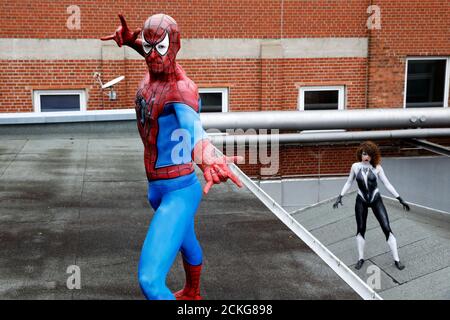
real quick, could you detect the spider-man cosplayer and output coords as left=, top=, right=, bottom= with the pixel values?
left=102, top=13, right=243, bottom=300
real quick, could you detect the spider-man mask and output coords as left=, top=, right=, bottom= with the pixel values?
left=141, top=14, right=180, bottom=75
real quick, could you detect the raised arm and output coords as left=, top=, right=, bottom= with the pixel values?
left=101, top=14, right=145, bottom=57
left=378, top=165, right=410, bottom=211
left=333, top=163, right=356, bottom=209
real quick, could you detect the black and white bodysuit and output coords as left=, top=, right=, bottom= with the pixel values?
left=340, top=162, right=401, bottom=262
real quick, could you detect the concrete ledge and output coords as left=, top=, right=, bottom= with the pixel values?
left=0, top=109, right=136, bottom=125
left=383, top=196, right=450, bottom=219
left=0, top=120, right=137, bottom=138
left=0, top=37, right=369, bottom=60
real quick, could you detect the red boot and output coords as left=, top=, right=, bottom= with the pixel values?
left=175, top=260, right=203, bottom=300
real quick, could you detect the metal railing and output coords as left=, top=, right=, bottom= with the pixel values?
left=220, top=149, right=383, bottom=300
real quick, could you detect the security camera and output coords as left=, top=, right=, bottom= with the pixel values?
left=102, top=76, right=125, bottom=89
left=93, top=73, right=125, bottom=101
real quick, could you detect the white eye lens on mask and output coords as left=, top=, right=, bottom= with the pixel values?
left=142, top=33, right=152, bottom=55
left=155, top=32, right=169, bottom=56
left=143, top=44, right=152, bottom=54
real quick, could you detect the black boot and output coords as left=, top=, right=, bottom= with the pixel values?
left=394, top=261, right=405, bottom=270
left=355, top=259, right=365, bottom=270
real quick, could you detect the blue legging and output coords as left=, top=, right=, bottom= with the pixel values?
left=138, top=172, right=203, bottom=300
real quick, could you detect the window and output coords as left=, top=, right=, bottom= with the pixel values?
left=33, top=90, right=86, bottom=112
left=199, top=88, right=228, bottom=112
left=404, top=58, right=449, bottom=108
left=298, top=86, right=345, bottom=111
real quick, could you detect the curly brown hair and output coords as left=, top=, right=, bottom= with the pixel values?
left=356, top=141, right=381, bottom=167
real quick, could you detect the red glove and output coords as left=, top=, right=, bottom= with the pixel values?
left=193, top=140, right=244, bottom=194
left=101, top=14, right=144, bottom=55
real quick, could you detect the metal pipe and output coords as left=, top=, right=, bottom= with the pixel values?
left=208, top=128, right=450, bottom=145
left=201, top=108, right=450, bottom=130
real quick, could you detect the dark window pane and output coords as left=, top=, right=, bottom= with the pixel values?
left=40, top=94, right=81, bottom=112
left=406, top=60, right=446, bottom=108
left=304, top=90, right=339, bottom=110
left=199, top=92, right=223, bottom=112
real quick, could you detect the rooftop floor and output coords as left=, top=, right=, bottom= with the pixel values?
left=0, top=133, right=359, bottom=300
left=292, top=195, right=450, bottom=300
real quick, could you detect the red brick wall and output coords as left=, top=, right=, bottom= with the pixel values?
left=367, top=0, right=450, bottom=108
left=0, top=0, right=369, bottom=39
left=283, top=0, right=370, bottom=38
left=181, top=59, right=262, bottom=112
left=0, top=0, right=282, bottom=39
left=280, top=145, right=356, bottom=177
left=0, top=58, right=367, bottom=112
left=281, top=58, right=368, bottom=110
left=2, top=1, right=448, bottom=112
left=0, top=60, right=131, bottom=112
left=1, top=0, right=448, bottom=178
left=242, top=141, right=446, bottom=179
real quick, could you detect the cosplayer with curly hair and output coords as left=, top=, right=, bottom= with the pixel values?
left=333, top=141, right=410, bottom=271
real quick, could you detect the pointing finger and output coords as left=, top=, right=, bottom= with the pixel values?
left=203, top=168, right=213, bottom=194
left=118, top=13, right=129, bottom=30
left=227, top=169, right=243, bottom=188
left=204, top=180, right=213, bottom=194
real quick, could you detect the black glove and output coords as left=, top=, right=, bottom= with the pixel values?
left=333, top=195, right=343, bottom=209
left=397, top=196, right=410, bottom=211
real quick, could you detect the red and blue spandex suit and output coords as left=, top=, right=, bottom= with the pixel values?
left=102, top=13, right=243, bottom=300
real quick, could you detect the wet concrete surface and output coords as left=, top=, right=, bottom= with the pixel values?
left=292, top=194, right=450, bottom=299
left=0, top=131, right=359, bottom=300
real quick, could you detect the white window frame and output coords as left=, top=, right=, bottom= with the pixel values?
left=33, top=90, right=87, bottom=113
left=403, top=57, right=450, bottom=108
left=298, top=85, right=345, bottom=111
left=198, top=87, right=229, bottom=112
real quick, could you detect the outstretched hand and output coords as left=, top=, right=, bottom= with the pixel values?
left=101, top=14, right=141, bottom=47
left=203, top=155, right=244, bottom=194
left=332, top=195, right=343, bottom=209
left=397, top=197, right=410, bottom=211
